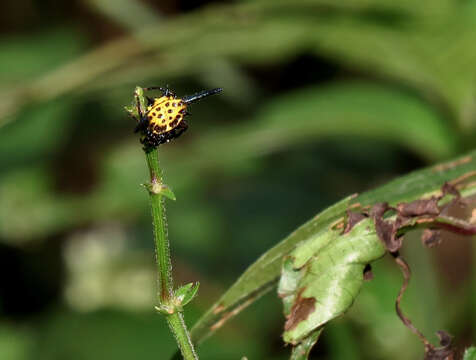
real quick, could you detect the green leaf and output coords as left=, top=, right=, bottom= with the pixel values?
left=248, top=82, right=458, bottom=161
left=464, top=347, right=476, bottom=360
left=188, top=149, right=476, bottom=345
left=175, top=282, right=200, bottom=308
left=279, top=218, right=385, bottom=344
left=142, top=182, right=177, bottom=201
left=158, top=184, right=177, bottom=201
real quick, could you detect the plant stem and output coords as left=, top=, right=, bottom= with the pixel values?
left=167, top=312, right=198, bottom=360
left=147, top=150, right=173, bottom=303
left=145, top=149, right=198, bottom=360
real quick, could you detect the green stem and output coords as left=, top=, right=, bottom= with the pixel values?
left=167, top=312, right=198, bottom=360
left=147, top=150, right=173, bottom=303
left=145, top=149, right=198, bottom=360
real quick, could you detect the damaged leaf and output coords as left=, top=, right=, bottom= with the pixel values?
left=397, top=198, right=440, bottom=217
left=343, top=210, right=366, bottom=234
left=278, top=218, right=386, bottom=344
left=280, top=176, right=476, bottom=354
left=184, top=151, right=476, bottom=353
left=371, top=203, right=401, bottom=253
left=284, top=291, right=317, bottom=331
left=370, top=181, right=472, bottom=253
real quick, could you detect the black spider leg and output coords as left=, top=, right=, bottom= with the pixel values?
left=156, top=120, right=189, bottom=146
left=173, top=119, right=189, bottom=139
left=144, top=86, right=176, bottom=98
left=182, top=88, right=223, bottom=105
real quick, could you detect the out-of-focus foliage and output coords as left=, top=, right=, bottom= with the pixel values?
left=465, top=347, right=476, bottom=360
left=0, top=0, right=475, bottom=359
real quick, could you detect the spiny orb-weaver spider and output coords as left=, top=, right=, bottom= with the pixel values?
left=132, top=86, right=222, bottom=151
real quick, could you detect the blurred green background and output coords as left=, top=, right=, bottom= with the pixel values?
left=0, top=0, right=475, bottom=359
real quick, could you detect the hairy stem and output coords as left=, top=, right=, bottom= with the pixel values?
left=147, top=150, right=173, bottom=303
left=167, top=312, right=198, bottom=360
left=145, top=148, right=198, bottom=360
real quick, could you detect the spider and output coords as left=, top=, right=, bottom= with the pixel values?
left=131, top=86, right=222, bottom=151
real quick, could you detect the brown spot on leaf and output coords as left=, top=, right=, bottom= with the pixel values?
left=370, top=202, right=389, bottom=218
left=371, top=203, right=402, bottom=252
left=343, top=211, right=366, bottom=234
left=421, top=229, right=442, bottom=248
left=441, top=182, right=460, bottom=198
left=397, top=198, right=440, bottom=217
left=284, top=290, right=316, bottom=331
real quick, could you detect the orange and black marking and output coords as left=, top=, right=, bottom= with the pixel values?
left=133, top=87, right=222, bottom=151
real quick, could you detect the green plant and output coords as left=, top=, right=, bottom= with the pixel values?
left=127, top=86, right=476, bottom=359
left=125, top=87, right=202, bottom=360
left=2, top=1, right=476, bottom=359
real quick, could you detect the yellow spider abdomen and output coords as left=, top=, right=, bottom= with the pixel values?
left=146, top=96, right=187, bottom=135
